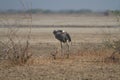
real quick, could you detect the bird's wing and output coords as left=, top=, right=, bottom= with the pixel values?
left=66, top=33, right=71, bottom=42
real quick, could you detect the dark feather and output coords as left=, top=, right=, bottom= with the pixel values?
left=53, top=30, right=71, bottom=43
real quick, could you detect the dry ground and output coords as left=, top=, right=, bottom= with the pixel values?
left=0, top=14, right=120, bottom=80
left=0, top=13, right=119, bottom=26
left=0, top=27, right=120, bottom=43
left=0, top=27, right=120, bottom=80
left=0, top=57, right=120, bottom=80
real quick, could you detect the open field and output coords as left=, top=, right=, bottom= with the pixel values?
left=0, top=27, right=120, bottom=80
left=0, top=14, right=120, bottom=80
left=0, top=27, right=120, bottom=43
left=0, top=13, right=119, bottom=27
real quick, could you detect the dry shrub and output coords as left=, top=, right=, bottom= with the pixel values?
left=0, top=0, right=32, bottom=65
left=103, top=39, right=120, bottom=54
left=102, top=39, right=120, bottom=63
left=0, top=28, right=32, bottom=65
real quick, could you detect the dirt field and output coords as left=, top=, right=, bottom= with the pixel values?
left=0, top=13, right=119, bottom=26
left=0, top=27, right=120, bottom=43
left=0, top=14, right=120, bottom=80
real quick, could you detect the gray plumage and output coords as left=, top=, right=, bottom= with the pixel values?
left=53, top=30, right=71, bottom=43
left=53, top=30, right=71, bottom=58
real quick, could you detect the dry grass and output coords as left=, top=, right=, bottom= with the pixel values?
left=0, top=27, right=120, bottom=43
left=0, top=41, right=120, bottom=80
left=0, top=13, right=119, bottom=26
left=0, top=14, right=120, bottom=80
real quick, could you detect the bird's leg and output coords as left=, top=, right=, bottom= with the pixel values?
left=66, top=42, right=70, bottom=58
left=60, top=42, right=63, bottom=54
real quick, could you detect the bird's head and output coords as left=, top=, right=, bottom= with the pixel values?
left=53, top=30, right=66, bottom=35
left=53, top=30, right=57, bottom=35
left=57, top=30, right=65, bottom=33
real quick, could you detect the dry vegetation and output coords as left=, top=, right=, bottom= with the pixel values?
left=0, top=14, right=120, bottom=80
left=0, top=13, right=119, bottom=26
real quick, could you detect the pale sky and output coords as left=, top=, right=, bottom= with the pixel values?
left=0, top=0, right=120, bottom=11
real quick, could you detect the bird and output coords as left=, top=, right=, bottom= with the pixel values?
left=53, top=30, right=71, bottom=58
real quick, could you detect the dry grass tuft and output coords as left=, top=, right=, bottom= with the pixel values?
left=0, top=28, right=32, bottom=65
